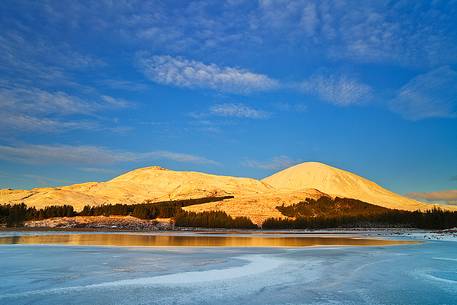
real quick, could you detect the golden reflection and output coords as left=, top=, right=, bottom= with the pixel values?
left=0, top=234, right=417, bottom=247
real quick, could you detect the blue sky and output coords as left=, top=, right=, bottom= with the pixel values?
left=0, top=0, right=456, bottom=200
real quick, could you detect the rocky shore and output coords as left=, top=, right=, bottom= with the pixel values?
left=24, top=216, right=173, bottom=231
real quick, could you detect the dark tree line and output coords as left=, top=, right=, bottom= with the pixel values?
left=78, top=203, right=179, bottom=219
left=27, top=205, right=75, bottom=219
left=0, top=203, right=27, bottom=227
left=0, top=204, right=75, bottom=227
left=79, top=196, right=234, bottom=219
left=175, top=211, right=257, bottom=229
left=263, top=199, right=457, bottom=230
left=3, top=195, right=457, bottom=230
left=0, top=196, right=234, bottom=227
left=277, top=197, right=389, bottom=218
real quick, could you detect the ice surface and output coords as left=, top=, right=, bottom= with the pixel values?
left=0, top=232, right=456, bottom=305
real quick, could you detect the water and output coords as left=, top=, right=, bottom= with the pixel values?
left=0, top=232, right=455, bottom=305
left=0, top=232, right=414, bottom=247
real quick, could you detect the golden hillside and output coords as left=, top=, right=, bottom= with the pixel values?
left=263, top=162, right=429, bottom=211
left=1, top=162, right=447, bottom=224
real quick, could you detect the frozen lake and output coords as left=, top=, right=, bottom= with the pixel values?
left=0, top=231, right=414, bottom=247
left=0, top=231, right=456, bottom=305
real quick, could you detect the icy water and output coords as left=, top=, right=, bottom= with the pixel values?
left=0, top=232, right=456, bottom=305
left=0, top=232, right=415, bottom=247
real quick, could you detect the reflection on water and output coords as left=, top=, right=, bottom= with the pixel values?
left=0, top=233, right=417, bottom=247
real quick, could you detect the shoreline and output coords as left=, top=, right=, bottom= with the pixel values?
left=2, top=227, right=456, bottom=244
left=2, top=224, right=456, bottom=244
left=0, top=231, right=419, bottom=248
left=0, top=225, right=449, bottom=232
left=0, top=226, right=448, bottom=234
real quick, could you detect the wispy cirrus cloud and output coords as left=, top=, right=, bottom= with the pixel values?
left=79, top=167, right=119, bottom=174
left=149, top=150, right=220, bottom=165
left=209, top=103, right=270, bottom=119
left=0, top=144, right=219, bottom=166
left=138, top=53, right=373, bottom=108
left=2, top=114, right=98, bottom=133
left=257, top=1, right=457, bottom=67
left=5, top=1, right=457, bottom=69
left=137, top=54, right=279, bottom=94
left=0, top=85, right=95, bottom=116
left=21, top=174, right=70, bottom=187
left=0, top=31, right=103, bottom=87
left=0, top=28, right=133, bottom=135
left=0, top=83, right=131, bottom=133
left=243, top=155, right=297, bottom=170
left=406, top=190, right=457, bottom=205
left=98, top=79, right=148, bottom=92
left=187, top=103, right=270, bottom=133
left=100, top=95, right=131, bottom=109
left=390, top=66, right=457, bottom=120
left=300, top=73, right=372, bottom=106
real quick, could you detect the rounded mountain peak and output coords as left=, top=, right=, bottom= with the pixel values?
left=145, top=166, right=169, bottom=171
left=263, top=161, right=425, bottom=210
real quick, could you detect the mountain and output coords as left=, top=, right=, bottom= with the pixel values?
left=262, top=162, right=428, bottom=211
left=1, top=166, right=271, bottom=209
left=1, top=165, right=324, bottom=224
left=1, top=162, right=445, bottom=224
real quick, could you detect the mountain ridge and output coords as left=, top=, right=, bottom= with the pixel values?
left=0, top=162, right=447, bottom=224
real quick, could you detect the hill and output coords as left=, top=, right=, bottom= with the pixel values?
left=1, top=166, right=273, bottom=209
left=1, top=162, right=449, bottom=224
left=263, top=162, right=428, bottom=211
left=1, top=166, right=325, bottom=224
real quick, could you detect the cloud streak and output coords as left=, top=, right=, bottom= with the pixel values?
left=0, top=83, right=131, bottom=133
left=0, top=144, right=219, bottom=166
left=138, top=54, right=279, bottom=94
left=406, top=190, right=457, bottom=205
left=257, top=1, right=457, bottom=67
left=300, top=73, right=372, bottom=106
left=390, top=66, right=457, bottom=120
left=209, top=103, right=270, bottom=119
left=1, top=114, right=98, bottom=133
left=243, top=155, right=297, bottom=170
left=0, top=86, right=95, bottom=116
left=0, top=31, right=103, bottom=87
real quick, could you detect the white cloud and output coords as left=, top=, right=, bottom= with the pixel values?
left=6, top=1, right=457, bottom=69
left=21, top=174, right=70, bottom=187
left=138, top=54, right=279, bottom=94
left=100, top=95, right=131, bottom=108
left=0, top=86, right=94, bottom=116
left=147, top=151, right=219, bottom=165
left=301, top=73, right=372, bottom=106
left=79, top=167, right=118, bottom=174
left=0, top=144, right=219, bottom=166
left=210, top=103, right=270, bottom=119
left=390, top=66, right=457, bottom=120
left=257, top=1, right=457, bottom=67
left=406, top=190, right=457, bottom=205
left=299, top=2, right=318, bottom=37
left=0, top=83, right=130, bottom=133
left=1, top=114, right=97, bottom=133
left=243, top=155, right=297, bottom=170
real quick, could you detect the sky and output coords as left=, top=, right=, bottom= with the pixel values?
left=0, top=0, right=456, bottom=202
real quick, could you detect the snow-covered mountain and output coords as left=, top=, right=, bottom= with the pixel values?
left=1, top=162, right=441, bottom=223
